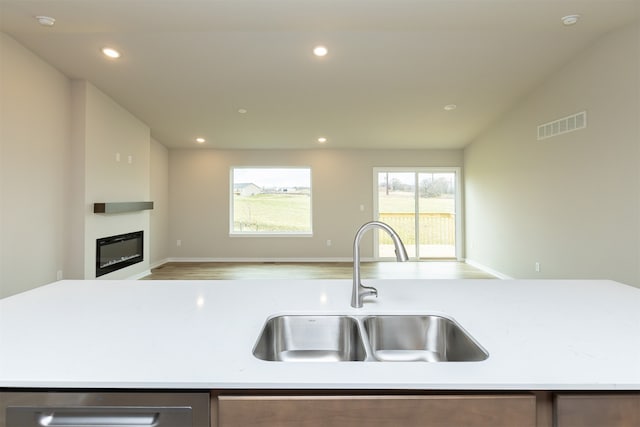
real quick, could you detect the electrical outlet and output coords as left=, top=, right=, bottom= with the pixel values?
left=56, top=270, right=63, bottom=280
left=177, top=239, right=182, bottom=247
left=535, top=262, right=540, bottom=272
left=326, top=240, right=332, bottom=247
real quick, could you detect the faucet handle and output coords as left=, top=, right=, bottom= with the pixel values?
left=361, top=284, right=378, bottom=298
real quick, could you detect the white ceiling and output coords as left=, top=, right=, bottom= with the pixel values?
left=1, top=0, right=638, bottom=149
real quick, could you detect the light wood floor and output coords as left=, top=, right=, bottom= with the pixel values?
left=143, top=261, right=496, bottom=280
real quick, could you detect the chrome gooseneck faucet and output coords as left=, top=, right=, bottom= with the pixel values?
left=351, top=221, right=409, bottom=308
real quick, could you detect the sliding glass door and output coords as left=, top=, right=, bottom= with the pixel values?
left=374, top=168, right=461, bottom=260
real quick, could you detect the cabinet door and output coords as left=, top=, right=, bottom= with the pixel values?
left=555, top=393, right=640, bottom=427
left=217, top=394, right=536, bottom=427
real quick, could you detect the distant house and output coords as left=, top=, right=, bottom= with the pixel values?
left=234, top=182, right=261, bottom=196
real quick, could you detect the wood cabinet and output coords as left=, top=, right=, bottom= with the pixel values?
left=554, top=393, right=640, bottom=427
left=216, top=393, right=536, bottom=427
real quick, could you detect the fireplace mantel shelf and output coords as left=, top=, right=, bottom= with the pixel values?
left=93, top=201, right=154, bottom=214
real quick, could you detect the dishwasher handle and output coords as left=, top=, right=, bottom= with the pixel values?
left=8, top=406, right=192, bottom=427
left=37, top=411, right=158, bottom=426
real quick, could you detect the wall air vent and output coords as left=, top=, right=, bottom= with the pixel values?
left=537, top=111, right=586, bottom=140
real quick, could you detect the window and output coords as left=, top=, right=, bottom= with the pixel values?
left=373, top=168, right=461, bottom=259
left=230, top=167, right=312, bottom=235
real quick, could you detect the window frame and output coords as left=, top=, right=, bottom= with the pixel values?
left=372, top=166, right=463, bottom=260
left=229, top=166, right=313, bottom=237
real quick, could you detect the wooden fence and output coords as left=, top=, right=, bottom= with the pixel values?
left=378, top=212, right=455, bottom=245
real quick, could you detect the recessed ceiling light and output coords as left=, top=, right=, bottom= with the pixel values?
left=35, top=16, right=55, bottom=27
left=101, top=47, right=121, bottom=59
left=195, top=137, right=206, bottom=144
left=317, top=137, right=328, bottom=144
left=561, top=15, right=580, bottom=26
left=444, top=104, right=457, bottom=111
left=313, top=46, right=328, bottom=57
left=238, top=108, right=248, bottom=114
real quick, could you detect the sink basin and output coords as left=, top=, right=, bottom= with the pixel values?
left=253, top=315, right=367, bottom=362
left=363, top=315, right=488, bottom=362
left=253, top=314, right=488, bottom=362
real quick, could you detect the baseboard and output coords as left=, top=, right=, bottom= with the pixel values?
left=464, top=259, right=513, bottom=279
left=127, top=269, right=152, bottom=280
left=149, top=258, right=170, bottom=269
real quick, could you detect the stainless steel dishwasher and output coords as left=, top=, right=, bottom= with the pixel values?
left=0, top=391, right=209, bottom=427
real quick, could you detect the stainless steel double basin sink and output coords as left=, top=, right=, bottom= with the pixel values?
left=253, top=314, right=488, bottom=362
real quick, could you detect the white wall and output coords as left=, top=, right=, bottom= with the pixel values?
left=150, top=138, right=169, bottom=266
left=0, top=33, right=71, bottom=297
left=1, top=33, right=166, bottom=296
left=169, top=148, right=462, bottom=260
left=464, top=23, right=640, bottom=287
left=70, top=81, right=152, bottom=280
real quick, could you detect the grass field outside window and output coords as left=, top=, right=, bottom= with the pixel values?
left=230, top=167, right=312, bottom=235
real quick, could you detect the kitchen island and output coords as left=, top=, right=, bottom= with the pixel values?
left=1, top=278, right=639, bottom=426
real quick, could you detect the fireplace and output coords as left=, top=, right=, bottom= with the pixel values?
left=96, top=231, right=143, bottom=277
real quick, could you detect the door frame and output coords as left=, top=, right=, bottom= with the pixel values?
left=372, top=167, right=463, bottom=260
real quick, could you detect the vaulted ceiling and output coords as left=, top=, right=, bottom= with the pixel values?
left=1, top=0, right=638, bottom=149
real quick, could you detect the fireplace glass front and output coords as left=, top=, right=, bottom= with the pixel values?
left=96, top=231, right=143, bottom=277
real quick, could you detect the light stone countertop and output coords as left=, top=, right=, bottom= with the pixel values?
left=1, top=278, right=639, bottom=390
